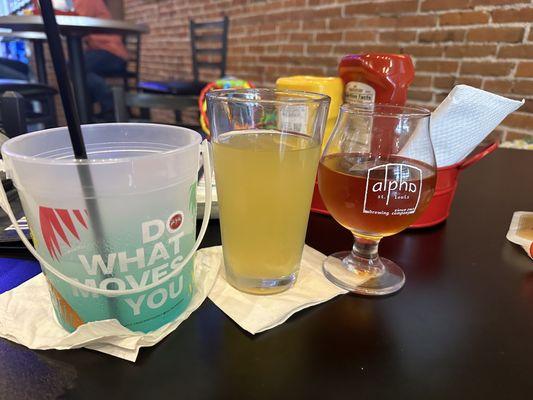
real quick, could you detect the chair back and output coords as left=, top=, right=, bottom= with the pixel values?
left=190, top=16, right=229, bottom=82
left=0, top=81, right=57, bottom=130
left=0, top=91, right=26, bottom=138
left=112, top=86, right=199, bottom=130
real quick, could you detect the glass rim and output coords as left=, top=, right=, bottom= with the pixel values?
left=340, top=103, right=431, bottom=118
left=206, top=88, right=330, bottom=105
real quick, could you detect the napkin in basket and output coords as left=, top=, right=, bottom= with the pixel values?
left=402, top=85, right=523, bottom=167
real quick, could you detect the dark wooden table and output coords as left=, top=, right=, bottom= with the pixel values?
left=0, top=148, right=532, bottom=399
left=0, top=15, right=148, bottom=123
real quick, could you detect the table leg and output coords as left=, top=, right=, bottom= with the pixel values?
left=66, top=35, right=91, bottom=123
left=32, top=40, right=47, bottom=85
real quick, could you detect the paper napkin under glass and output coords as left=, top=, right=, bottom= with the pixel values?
left=0, top=249, right=220, bottom=362
left=507, top=211, right=533, bottom=260
left=207, top=245, right=349, bottom=334
left=402, top=85, right=524, bottom=167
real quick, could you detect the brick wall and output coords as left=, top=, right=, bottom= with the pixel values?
left=124, top=0, right=533, bottom=139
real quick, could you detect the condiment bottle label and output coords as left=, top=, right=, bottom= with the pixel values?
left=279, top=104, right=308, bottom=134
left=345, top=81, right=375, bottom=105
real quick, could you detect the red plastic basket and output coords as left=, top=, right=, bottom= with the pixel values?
left=310, top=141, right=499, bottom=228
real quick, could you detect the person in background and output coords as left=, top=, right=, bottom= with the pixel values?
left=73, top=0, right=129, bottom=120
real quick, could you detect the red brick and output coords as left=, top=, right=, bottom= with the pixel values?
left=379, top=31, right=417, bottom=42
left=345, top=0, right=418, bottom=16
left=307, top=44, right=332, bottom=54
left=411, top=75, right=432, bottom=87
left=403, top=45, right=443, bottom=57
left=434, top=76, right=455, bottom=89
left=419, top=29, right=466, bottom=43
left=434, top=92, right=448, bottom=102
left=467, top=27, right=524, bottom=43
left=415, top=60, right=459, bottom=73
left=344, top=31, right=377, bottom=42
left=408, top=89, right=433, bottom=101
left=454, top=76, right=483, bottom=87
left=483, top=79, right=513, bottom=93
left=421, top=0, right=472, bottom=11
left=445, top=44, right=497, bottom=58
left=333, top=44, right=401, bottom=55
left=315, top=32, right=343, bottom=42
left=502, top=113, right=533, bottom=130
left=513, top=79, right=533, bottom=95
left=440, top=11, right=489, bottom=26
left=460, top=61, right=514, bottom=76
left=328, top=18, right=358, bottom=30
left=492, top=7, right=533, bottom=23
left=279, top=44, right=305, bottom=54
left=471, top=0, right=528, bottom=5
left=356, top=16, right=399, bottom=28
left=497, top=45, right=533, bottom=59
left=516, top=62, right=533, bottom=77
left=397, top=15, right=438, bottom=28
left=302, top=20, right=327, bottom=31
left=289, top=32, right=314, bottom=42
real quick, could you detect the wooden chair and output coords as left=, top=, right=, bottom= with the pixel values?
left=112, top=86, right=203, bottom=133
left=138, top=16, right=229, bottom=122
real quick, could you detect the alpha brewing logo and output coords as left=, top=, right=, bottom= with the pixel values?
left=363, top=163, right=422, bottom=217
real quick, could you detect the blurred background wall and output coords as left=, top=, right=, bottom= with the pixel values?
left=124, top=0, right=532, bottom=140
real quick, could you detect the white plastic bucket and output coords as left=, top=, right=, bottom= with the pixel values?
left=0, top=123, right=212, bottom=333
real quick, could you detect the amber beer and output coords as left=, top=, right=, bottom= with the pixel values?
left=318, top=153, right=436, bottom=239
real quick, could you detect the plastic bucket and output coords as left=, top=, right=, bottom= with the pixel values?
left=311, top=142, right=498, bottom=227
left=0, top=123, right=212, bottom=333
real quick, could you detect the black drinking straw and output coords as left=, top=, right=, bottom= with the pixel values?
left=39, top=0, right=87, bottom=158
left=39, top=0, right=118, bottom=315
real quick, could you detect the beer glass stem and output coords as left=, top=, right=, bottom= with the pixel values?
left=345, top=235, right=384, bottom=275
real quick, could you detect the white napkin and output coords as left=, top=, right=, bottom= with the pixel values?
left=208, top=245, right=348, bottom=334
left=0, top=249, right=219, bottom=362
left=506, top=211, right=533, bottom=260
left=403, top=85, right=523, bottom=167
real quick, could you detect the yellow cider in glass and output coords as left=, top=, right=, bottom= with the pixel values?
left=213, top=130, right=320, bottom=294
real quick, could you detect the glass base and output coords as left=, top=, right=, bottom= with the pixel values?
left=224, top=269, right=297, bottom=295
left=323, top=251, right=405, bottom=296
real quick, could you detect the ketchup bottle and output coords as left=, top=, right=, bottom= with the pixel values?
left=338, top=54, right=414, bottom=106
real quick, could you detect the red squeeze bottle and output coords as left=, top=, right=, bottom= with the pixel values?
left=338, top=53, right=415, bottom=156
left=339, top=53, right=414, bottom=106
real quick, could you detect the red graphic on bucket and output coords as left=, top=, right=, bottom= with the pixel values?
left=167, top=212, right=184, bottom=233
left=39, top=207, right=89, bottom=259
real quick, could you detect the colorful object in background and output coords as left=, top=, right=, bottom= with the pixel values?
left=0, top=40, right=28, bottom=64
left=199, top=78, right=254, bottom=137
left=276, top=76, right=343, bottom=150
left=31, top=0, right=77, bottom=14
left=338, top=54, right=414, bottom=106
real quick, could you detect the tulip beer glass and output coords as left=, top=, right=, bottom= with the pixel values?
left=318, top=104, right=436, bottom=295
left=207, top=89, right=330, bottom=294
